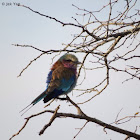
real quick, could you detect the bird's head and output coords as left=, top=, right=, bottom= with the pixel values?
left=59, top=53, right=81, bottom=69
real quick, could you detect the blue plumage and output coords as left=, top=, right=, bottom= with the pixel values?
left=58, top=76, right=76, bottom=91
left=43, top=74, right=76, bottom=103
left=46, top=70, right=53, bottom=85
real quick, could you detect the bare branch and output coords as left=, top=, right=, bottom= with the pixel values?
left=73, top=121, right=89, bottom=140
left=17, top=52, right=46, bottom=77
left=39, top=105, right=60, bottom=135
left=9, top=107, right=140, bottom=140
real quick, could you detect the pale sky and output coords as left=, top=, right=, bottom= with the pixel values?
left=0, top=0, right=140, bottom=140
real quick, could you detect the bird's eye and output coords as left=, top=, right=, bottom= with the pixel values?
left=66, top=59, right=72, bottom=62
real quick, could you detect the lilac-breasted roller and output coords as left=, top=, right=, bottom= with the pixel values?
left=20, top=53, right=81, bottom=115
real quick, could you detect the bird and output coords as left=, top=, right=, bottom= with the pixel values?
left=20, top=53, right=81, bottom=115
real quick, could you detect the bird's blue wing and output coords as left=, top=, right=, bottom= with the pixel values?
left=43, top=68, right=76, bottom=103
left=46, top=70, right=53, bottom=88
left=46, top=72, right=76, bottom=95
left=43, top=75, right=76, bottom=103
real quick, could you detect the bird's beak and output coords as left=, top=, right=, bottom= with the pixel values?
left=76, top=61, right=82, bottom=64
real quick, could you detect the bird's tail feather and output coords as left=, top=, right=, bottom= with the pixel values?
left=19, top=90, right=47, bottom=116
left=19, top=104, right=34, bottom=116
left=31, top=90, right=47, bottom=105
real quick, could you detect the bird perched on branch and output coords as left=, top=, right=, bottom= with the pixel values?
left=20, top=53, right=81, bottom=115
